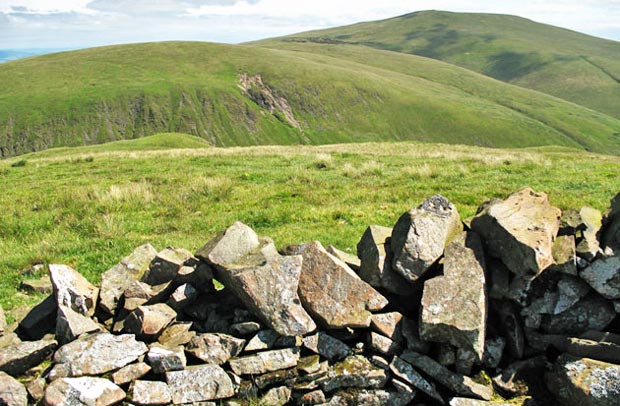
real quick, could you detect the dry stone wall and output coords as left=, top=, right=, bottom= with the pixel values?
left=2, top=187, right=620, bottom=406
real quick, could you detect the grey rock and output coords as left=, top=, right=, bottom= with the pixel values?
left=123, top=280, right=173, bottom=312
left=229, top=347, right=300, bottom=375
left=548, top=353, right=620, bottom=406
left=368, top=332, right=401, bottom=356
left=303, top=332, right=351, bottom=361
left=99, top=244, right=158, bottom=316
left=174, top=262, right=214, bottom=291
left=456, top=347, right=478, bottom=375
left=391, top=195, right=463, bottom=282
left=322, top=355, right=388, bottom=393
left=55, top=305, right=101, bottom=344
left=322, top=389, right=413, bottom=406
left=356, top=225, right=413, bottom=295
left=471, top=188, right=561, bottom=276
left=327, top=245, right=361, bottom=271
left=45, top=377, right=125, bottom=406
left=131, top=380, right=172, bottom=405
left=581, top=330, right=620, bottom=346
left=492, top=356, right=548, bottom=396
left=187, top=333, right=245, bottom=365
left=143, top=247, right=194, bottom=285
left=230, top=321, right=262, bottom=336
left=255, top=368, right=298, bottom=389
left=482, top=337, right=506, bottom=369
left=401, top=350, right=493, bottom=400
left=370, top=355, right=390, bottom=370
left=0, top=332, right=21, bottom=349
left=288, top=241, right=387, bottom=329
left=370, top=312, right=403, bottom=341
left=19, top=277, right=53, bottom=295
left=166, top=364, right=235, bottom=403
left=166, top=283, right=199, bottom=311
left=400, top=317, right=430, bottom=353
left=602, top=192, right=620, bottom=251
left=581, top=256, right=620, bottom=300
left=449, top=398, right=514, bottom=406
left=157, top=322, right=195, bottom=347
left=298, top=389, right=326, bottom=405
left=495, top=301, right=525, bottom=359
left=420, top=232, right=487, bottom=360
left=26, top=377, right=46, bottom=402
left=576, top=207, right=603, bottom=260
left=488, top=260, right=512, bottom=299
left=18, top=295, right=56, bottom=340
left=147, top=345, right=186, bottom=373
left=566, top=338, right=620, bottom=364
left=195, top=221, right=261, bottom=267
left=111, top=362, right=151, bottom=385
left=49, top=264, right=98, bottom=317
left=554, top=276, right=592, bottom=314
left=244, top=330, right=279, bottom=352
left=260, top=386, right=291, bottom=406
left=389, top=356, right=443, bottom=403
left=122, top=303, right=176, bottom=341
left=437, top=343, right=456, bottom=367
left=542, top=297, right=616, bottom=335
left=552, top=235, right=579, bottom=275
left=0, top=339, right=56, bottom=376
left=53, top=333, right=147, bottom=377
left=298, top=355, right=322, bottom=374
left=0, top=371, right=27, bottom=406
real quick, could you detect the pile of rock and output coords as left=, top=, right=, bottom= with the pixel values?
left=1, top=187, right=620, bottom=406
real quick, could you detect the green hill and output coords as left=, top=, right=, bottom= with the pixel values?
left=268, top=10, right=620, bottom=118
left=1, top=41, right=620, bottom=157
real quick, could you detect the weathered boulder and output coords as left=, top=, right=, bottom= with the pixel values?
left=420, top=232, right=487, bottom=360
left=44, top=377, right=125, bottom=406
left=99, top=244, right=158, bottom=316
left=322, top=355, right=388, bottom=393
left=286, top=241, right=387, bottom=329
left=52, top=333, right=147, bottom=377
left=195, top=221, right=260, bottom=265
left=131, top=380, right=172, bottom=405
left=303, top=332, right=351, bottom=361
left=548, top=354, right=620, bottom=406
left=391, top=195, right=463, bottom=282
left=166, top=364, right=235, bottom=404
left=229, top=347, right=300, bottom=375
left=111, top=362, right=151, bottom=385
left=143, top=247, right=194, bottom=285
left=298, top=389, right=326, bottom=405
left=0, top=339, right=57, bottom=376
left=0, top=371, right=27, bottom=406
left=370, top=312, right=403, bottom=341
left=356, top=225, right=413, bottom=295
left=389, top=356, right=443, bottom=403
left=186, top=333, right=245, bottom=365
left=48, top=264, right=98, bottom=317
left=327, top=245, right=361, bottom=271
left=122, top=303, right=176, bottom=341
left=471, top=188, right=561, bottom=275
left=581, top=256, right=620, bottom=300
left=147, top=345, right=186, bottom=373
left=55, top=305, right=101, bottom=344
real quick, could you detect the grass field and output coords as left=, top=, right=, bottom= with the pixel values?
left=1, top=134, right=618, bottom=316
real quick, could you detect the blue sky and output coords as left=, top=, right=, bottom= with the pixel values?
left=1, top=0, right=619, bottom=49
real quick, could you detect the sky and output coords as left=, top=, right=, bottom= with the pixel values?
left=1, top=0, right=619, bottom=49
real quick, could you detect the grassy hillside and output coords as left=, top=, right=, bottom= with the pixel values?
left=1, top=136, right=619, bottom=312
left=268, top=10, right=620, bottom=118
left=1, top=41, right=620, bottom=157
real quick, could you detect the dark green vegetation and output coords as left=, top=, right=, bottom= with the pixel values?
left=1, top=39, right=620, bottom=157
left=270, top=10, right=620, bottom=118
left=1, top=134, right=619, bottom=311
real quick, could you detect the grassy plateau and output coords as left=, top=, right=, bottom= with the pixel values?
left=1, top=133, right=619, bottom=315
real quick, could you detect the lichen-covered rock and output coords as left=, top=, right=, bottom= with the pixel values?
left=548, top=354, right=620, bottom=406
left=195, top=221, right=260, bottom=267
left=576, top=207, right=603, bottom=260
left=147, top=345, right=186, bottom=373
left=187, top=333, right=245, bottom=365
left=131, top=380, right=172, bottom=405
left=99, top=244, right=158, bottom=316
left=53, top=333, right=147, bottom=377
left=356, top=225, right=413, bottom=295
left=322, top=389, right=413, bottom=406
left=122, top=303, right=176, bottom=341
left=298, top=389, right=326, bottom=405
left=542, top=297, right=615, bottom=335
left=55, top=305, right=101, bottom=344
left=44, top=377, right=125, bottom=406
left=0, top=371, right=27, bottom=406
left=566, top=338, right=620, bottom=364
left=111, top=362, right=151, bottom=385
left=49, top=264, right=99, bottom=317
left=287, top=241, right=387, bottom=329
left=166, top=364, right=235, bottom=404
left=229, top=347, right=300, bottom=375
left=322, top=355, right=388, bottom=393
left=0, top=339, right=57, bottom=376
left=157, top=322, right=195, bottom=347
left=143, top=247, right=194, bottom=285
left=389, top=356, right=443, bottom=403
left=327, top=245, right=361, bottom=271
left=391, top=195, right=463, bottom=282
left=260, top=386, right=291, bottom=406
left=303, top=332, right=351, bottom=361
left=370, top=312, right=403, bottom=341
left=420, top=231, right=487, bottom=360
left=581, top=256, right=620, bottom=300
left=552, top=235, right=579, bottom=275
left=471, top=188, right=561, bottom=275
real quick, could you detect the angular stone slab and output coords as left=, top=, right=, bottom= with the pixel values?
left=166, top=283, right=198, bottom=311
left=56, top=305, right=101, bottom=344
left=122, top=281, right=173, bottom=313
left=48, top=264, right=98, bottom=317
left=542, top=297, right=615, bottom=335
left=44, top=377, right=125, bottom=406
left=327, top=245, right=361, bottom=271
left=371, top=312, right=403, bottom=340
left=53, top=333, right=147, bottom=377
left=566, top=338, right=620, bottom=364
left=368, top=332, right=401, bottom=356
left=18, top=295, right=56, bottom=340
left=244, top=330, right=279, bottom=352
left=356, top=225, right=413, bottom=295
left=391, top=194, right=463, bottom=282
left=287, top=241, right=388, bottom=329
left=576, top=207, right=603, bottom=260
left=143, top=247, right=194, bottom=286
left=131, top=380, right=172, bottom=405
left=147, top=345, right=186, bottom=373
left=420, top=231, right=487, bottom=359
left=99, top=244, right=158, bottom=316
left=548, top=354, right=620, bottom=406
left=0, top=371, right=28, bottom=406
left=324, top=389, right=413, bottom=406
left=187, top=333, right=245, bottom=365
left=581, top=256, right=620, bottom=300
left=229, top=347, right=300, bottom=375
left=303, top=332, right=351, bottom=361
left=0, top=339, right=57, bottom=376
left=260, top=386, right=291, bottom=406
left=195, top=221, right=261, bottom=267
left=322, top=355, right=388, bottom=393
left=122, top=303, right=176, bottom=341
left=111, top=362, right=151, bottom=385
left=449, top=399, right=514, bottom=406
left=602, top=191, right=620, bottom=251
left=401, top=350, right=492, bottom=400
left=166, top=364, right=234, bottom=404
left=471, top=188, right=561, bottom=275
left=389, top=356, right=443, bottom=403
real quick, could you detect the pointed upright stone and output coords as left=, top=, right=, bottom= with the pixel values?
left=48, top=264, right=98, bottom=317
left=143, top=247, right=194, bottom=286
left=55, top=305, right=101, bottom=344
left=420, top=232, right=487, bottom=360
left=391, top=195, right=463, bottom=283
left=471, top=188, right=561, bottom=276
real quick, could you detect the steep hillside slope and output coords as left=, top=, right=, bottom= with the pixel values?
left=1, top=41, right=619, bottom=157
left=269, top=10, right=620, bottom=117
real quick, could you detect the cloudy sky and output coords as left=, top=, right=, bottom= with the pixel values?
left=1, top=0, right=619, bottom=49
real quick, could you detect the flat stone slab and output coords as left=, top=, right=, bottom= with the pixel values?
left=581, top=256, right=620, bottom=300
left=111, top=362, right=151, bottom=385
left=166, top=364, right=234, bottom=404
left=187, top=333, right=245, bottom=365
left=0, top=339, right=57, bottom=376
left=122, top=303, right=176, bottom=341
left=147, top=345, right=186, bottom=373
left=389, top=356, right=443, bottom=403
left=303, top=332, right=351, bottom=361
left=131, top=380, right=172, bottom=405
left=53, top=333, right=147, bottom=377
left=229, top=347, right=300, bottom=375
left=44, top=377, right=125, bottom=406
left=322, top=355, right=388, bottom=393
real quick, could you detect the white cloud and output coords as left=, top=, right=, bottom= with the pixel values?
left=0, top=0, right=93, bottom=14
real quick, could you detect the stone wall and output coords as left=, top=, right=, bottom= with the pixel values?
left=1, top=187, right=620, bottom=406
